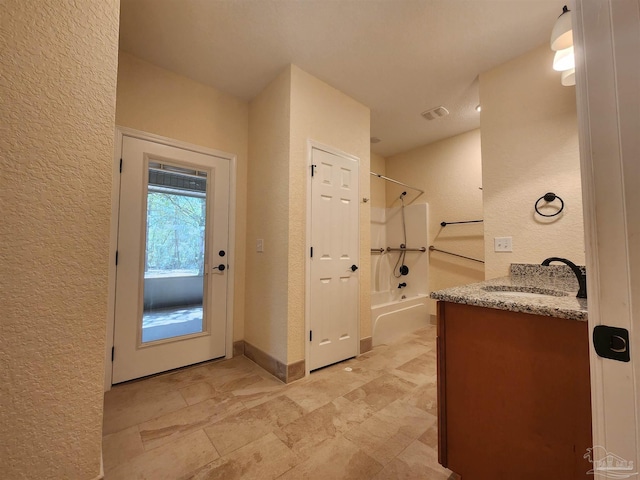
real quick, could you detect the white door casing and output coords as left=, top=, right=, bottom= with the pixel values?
left=308, top=146, right=360, bottom=371
left=574, top=0, right=640, bottom=475
left=111, top=134, right=230, bottom=383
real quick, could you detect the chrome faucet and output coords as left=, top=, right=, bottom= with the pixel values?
left=541, top=257, right=587, bottom=299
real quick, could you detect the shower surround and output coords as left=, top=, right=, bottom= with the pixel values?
left=371, top=203, right=429, bottom=345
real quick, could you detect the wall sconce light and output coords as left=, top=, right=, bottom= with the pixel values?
left=550, top=5, right=575, bottom=86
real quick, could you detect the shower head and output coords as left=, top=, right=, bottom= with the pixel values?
left=399, top=191, right=407, bottom=199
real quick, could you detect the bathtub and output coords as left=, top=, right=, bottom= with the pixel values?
left=371, top=291, right=430, bottom=346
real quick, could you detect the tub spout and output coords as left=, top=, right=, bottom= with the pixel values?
left=398, top=282, right=407, bottom=289
left=541, top=257, right=587, bottom=299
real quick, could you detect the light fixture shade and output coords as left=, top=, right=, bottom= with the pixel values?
left=561, top=68, right=576, bottom=86
left=553, top=46, right=575, bottom=72
left=550, top=6, right=573, bottom=51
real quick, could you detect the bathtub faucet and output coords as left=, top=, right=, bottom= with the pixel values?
left=398, top=282, right=407, bottom=289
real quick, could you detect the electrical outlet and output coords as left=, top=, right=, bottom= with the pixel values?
left=494, top=236, right=513, bottom=252
left=256, top=239, right=264, bottom=253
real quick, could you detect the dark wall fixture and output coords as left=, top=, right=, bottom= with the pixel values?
left=535, top=192, right=565, bottom=217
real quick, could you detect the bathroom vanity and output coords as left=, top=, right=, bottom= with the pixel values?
left=431, top=265, right=592, bottom=479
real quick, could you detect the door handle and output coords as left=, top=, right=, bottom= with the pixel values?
left=213, top=264, right=226, bottom=272
left=351, top=265, right=358, bottom=272
left=593, top=325, right=630, bottom=362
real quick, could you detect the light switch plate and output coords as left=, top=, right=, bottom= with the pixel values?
left=494, top=236, right=513, bottom=252
left=256, top=239, right=264, bottom=253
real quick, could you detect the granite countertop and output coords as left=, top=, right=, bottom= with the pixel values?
left=430, top=264, right=588, bottom=321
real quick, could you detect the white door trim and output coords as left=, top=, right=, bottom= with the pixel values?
left=305, top=139, right=361, bottom=377
left=105, top=127, right=237, bottom=391
left=573, top=0, right=640, bottom=475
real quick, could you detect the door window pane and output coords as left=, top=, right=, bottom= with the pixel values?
left=142, top=162, right=208, bottom=343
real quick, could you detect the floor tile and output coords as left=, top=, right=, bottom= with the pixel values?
left=203, top=395, right=305, bottom=456
left=103, top=326, right=445, bottom=480
left=343, top=372, right=417, bottom=412
left=402, top=380, right=438, bottom=416
left=276, top=435, right=383, bottom=480
left=105, top=429, right=218, bottom=480
left=418, top=424, right=438, bottom=449
left=138, top=394, right=246, bottom=450
left=102, top=425, right=145, bottom=473
left=372, top=439, right=453, bottom=480
left=275, top=396, right=375, bottom=458
left=343, top=398, right=434, bottom=461
left=284, top=365, right=377, bottom=412
left=185, top=432, right=298, bottom=480
left=103, top=384, right=187, bottom=435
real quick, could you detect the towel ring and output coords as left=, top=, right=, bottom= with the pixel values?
left=535, top=192, right=564, bottom=217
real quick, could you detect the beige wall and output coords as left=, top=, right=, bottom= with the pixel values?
left=289, top=65, right=371, bottom=360
left=386, top=130, right=485, bottom=315
left=370, top=153, right=387, bottom=290
left=246, top=65, right=370, bottom=366
left=0, top=1, right=119, bottom=478
left=480, top=45, right=584, bottom=278
left=370, top=152, right=387, bottom=209
left=115, top=51, right=249, bottom=341
left=245, top=68, right=292, bottom=364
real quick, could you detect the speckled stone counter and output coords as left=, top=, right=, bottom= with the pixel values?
left=430, top=263, right=588, bottom=321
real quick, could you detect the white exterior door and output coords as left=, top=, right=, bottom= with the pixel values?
left=112, top=135, right=230, bottom=383
left=309, top=147, right=359, bottom=371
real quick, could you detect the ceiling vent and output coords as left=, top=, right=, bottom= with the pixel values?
left=421, top=106, right=449, bottom=121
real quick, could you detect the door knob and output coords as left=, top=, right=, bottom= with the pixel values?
left=351, top=265, right=358, bottom=272
left=213, top=264, right=226, bottom=271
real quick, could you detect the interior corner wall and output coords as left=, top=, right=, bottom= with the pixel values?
left=0, top=1, right=119, bottom=478
left=245, top=67, right=293, bottom=365
left=370, top=153, right=387, bottom=290
left=289, top=65, right=371, bottom=363
left=115, top=51, right=249, bottom=342
left=386, top=129, right=484, bottom=316
left=480, top=44, right=584, bottom=279
left=370, top=153, right=387, bottom=209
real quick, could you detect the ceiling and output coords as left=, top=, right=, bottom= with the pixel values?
left=119, top=0, right=564, bottom=157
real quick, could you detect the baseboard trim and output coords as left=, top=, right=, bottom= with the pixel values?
left=243, top=341, right=304, bottom=383
left=360, top=336, right=373, bottom=354
left=232, top=340, right=245, bottom=357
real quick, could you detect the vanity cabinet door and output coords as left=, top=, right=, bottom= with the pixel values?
left=437, top=301, right=592, bottom=479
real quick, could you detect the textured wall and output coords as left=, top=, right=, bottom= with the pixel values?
left=245, top=65, right=370, bottom=365
left=245, top=68, right=292, bottom=364
left=0, top=1, right=119, bottom=478
left=480, top=45, right=584, bottom=279
left=386, top=130, right=485, bottom=315
left=370, top=153, right=387, bottom=290
left=370, top=153, right=387, bottom=209
left=289, top=65, right=371, bottom=359
left=115, top=52, right=249, bottom=343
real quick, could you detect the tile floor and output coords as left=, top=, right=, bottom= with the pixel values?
left=103, top=326, right=458, bottom=480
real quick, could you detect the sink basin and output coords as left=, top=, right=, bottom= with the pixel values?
left=481, top=286, right=568, bottom=298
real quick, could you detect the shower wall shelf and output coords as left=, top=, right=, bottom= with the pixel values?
left=387, top=247, right=426, bottom=253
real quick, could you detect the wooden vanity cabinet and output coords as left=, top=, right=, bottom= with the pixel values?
left=437, top=301, right=593, bottom=480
